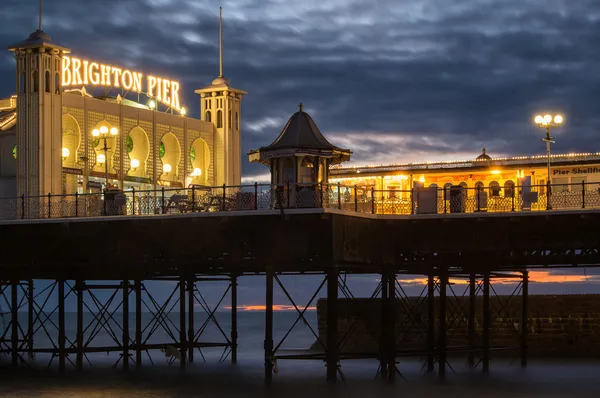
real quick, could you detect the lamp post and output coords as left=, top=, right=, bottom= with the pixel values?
left=534, top=113, right=563, bottom=209
left=92, top=125, right=119, bottom=190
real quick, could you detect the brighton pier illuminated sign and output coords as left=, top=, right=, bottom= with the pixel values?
left=61, top=56, right=181, bottom=111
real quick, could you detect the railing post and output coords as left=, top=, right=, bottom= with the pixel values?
left=354, top=185, right=358, bottom=212
left=371, top=187, right=375, bottom=214
left=191, top=186, right=196, bottom=212
left=75, top=191, right=79, bottom=217
left=443, top=186, right=447, bottom=214
left=222, top=184, right=227, bottom=211
left=254, top=182, right=258, bottom=210
left=546, top=181, right=550, bottom=211
left=477, top=185, right=481, bottom=212
left=48, top=192, right=52, bottom=219
left=131, top=187, right=135, bottom=215
left=161, top=186, right=165, bottom=214
left=286, top=181, right=290, bottom=208
left=21, top=193, right=25, bottom=219
left=582, top=180, right=586, bottom=209
left=411, top=187, right=415, bottom=215
left=337, top=182, right=341, bottom=210
left=319, top=183, right=324, bottom=207
left=511, top=188, right=515, bottom=212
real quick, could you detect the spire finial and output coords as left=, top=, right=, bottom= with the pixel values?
left=219, top=7, right=223, bottom=78
left=482, top=147, right=486, bottom=154
left=298, top=102, right=303, bottom=112
left=39, top=0, right=43, bottom=31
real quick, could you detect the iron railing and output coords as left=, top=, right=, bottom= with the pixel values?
left=0, top=181, right=599, bottom=221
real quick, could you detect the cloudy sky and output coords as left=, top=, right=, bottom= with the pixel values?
left=2, top=0, right=600, bottom=309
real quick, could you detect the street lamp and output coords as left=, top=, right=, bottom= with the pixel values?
left=92, top=125, right=119, bottom=190
left=534, top=113, right=563, bottom=209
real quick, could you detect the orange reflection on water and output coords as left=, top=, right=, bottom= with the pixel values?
left=223, top=305, right=317, bottom=311
left=394, top=270, right=595, bottom=286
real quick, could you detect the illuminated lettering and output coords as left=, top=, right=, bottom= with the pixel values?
left=89, top=62, right=100, bottom=85
left=162, top=79, right=170, bottom=105
left=111, top=67, right=122, bottom=87
left=62, top=57, right=71, bottom=86
left=71, top=58, right=83, bottom=85
left=122, top=70, right=133, bottom=90
left=61, top=56, right=182, bottom=110
left=132, top=72, right=143, bottom=92
left=171, top=81, right=180, bottom=111
left=100, top=64, right=110, bottom=86
left=147, top=76, right=157, bottom=98
left=82, top=60, right=89, bottom=85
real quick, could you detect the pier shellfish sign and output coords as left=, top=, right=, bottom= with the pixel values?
left=61, top=56, right=181, bottom=111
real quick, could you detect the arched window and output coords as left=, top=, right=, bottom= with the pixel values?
left=475, top=181, right=484, bottom=191
left=205, top=111, right=211, bottom=122
left=217, top=110, right=223, bottom=128
left=31, top=71, right=38, bottom=93
left=45, top=70, right=51, bottom=93
left=489, top=181, right=500, bottom=197
left=459, top=182, right=468, bottom=199
left=235, top=112, right=239, bottom=130
left=55, top=73, right=60, bottom=94
left=443, top=182, right=453, bottom=200
left=504, top=180, right=515, bottom=197
left=19, top=73, right=25, bottom=93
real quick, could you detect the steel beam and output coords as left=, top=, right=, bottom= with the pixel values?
left=468, top=274, right=476, bottom=367
left=27, top=279, right=33, bottom=361
left=380, top=272, right=388, bottom=380
left=76, top=280, right=84, bottom=370
left=58, top=279, right=66, bottom=373
left=231, top=273, right=238, bottom=364
left=427, top=273, right=435, bottom=373
left=438, top=273, right=447, bottom=379
left=11, top=279, right=18, bottom=368
left=135, top=279, right=142, bottom=367
left=387, top=273, right=396, bottom=382
left=482, top=272, right=490, bottom=372
left=264, top=268, right=274, bottom=385
left=521, top=271, right=528, bottom=368
left=179, top=277, right=186, bottom=367
left=123, top=279, right=129, bottom=371
left=188, top=276, right=195, bottom=363
left=326, top=269, right=338, bottom=382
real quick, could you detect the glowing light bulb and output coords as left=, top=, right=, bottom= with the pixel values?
left=192, top=167, right=202, bottom=176
left=148, top=100, right=156, bottom=109
left=110, top=127, right=118, bottom=136
left=131, top=158, right=140, bottom=169
left=97, top=153, right=106, bottom=164
left=543, top=114, right=552, bottom=123
left=163, top=163, right=172, bottom=174
left=181, top=107, right=187, bottom=116
left=61, top=147, right=70, bottom=159
left=92, top=129, right=100, bottom=137
left=554, top=115, right=563, bottom=124
left=534, top=115, right=543, bottom=124
left=99, top=126, right=108, bottom=135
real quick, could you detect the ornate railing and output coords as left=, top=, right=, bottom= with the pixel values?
left=0, top=182, right=599, bottom=221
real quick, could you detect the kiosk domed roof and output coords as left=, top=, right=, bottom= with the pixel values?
left=476, top=148, right=491, bottom=161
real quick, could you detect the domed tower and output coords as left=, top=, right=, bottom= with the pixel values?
left=195, top=8, right=247, bottom=187
left=249, top=103, right=351, bottom=206
left=8, top=16, right=70, bottom=197
left=475, top=148, right=491, bottom=162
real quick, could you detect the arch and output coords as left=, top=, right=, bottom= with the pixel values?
left=127, top=126, right=150, bottom=177
left=216, top=110, right=223, bottom=128
left=61, top=114, right=81, bottom=167
left=443, top=182, right=453, bottom=200
left=160, top=132, right=181, bottom=180
left=280, top=157, right=296, bottom=184
left=504, top=180, right=515, bottom=197
left=205, top=111, right=212, bottom=122
left=45, top=70, right=51, bottom=93
left=190, top=138, right=210, bottom=185
left=475, top=181, right=484, bottom=190
left=55, top=73, right=60, bottom=94
left=489, top=180, right=500, bottom=197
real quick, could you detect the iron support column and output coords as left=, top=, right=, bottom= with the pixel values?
left=438, top=273, right=447, bottom=379
left=179, top=277, right=186, bottom=367
left=27, top=279, right=34, bottom=361
left=76, top=280, right=84, bottom=370
left=135, top=280, right=142, bottom=367
left=123, top=280, right=129, bottom=371
left=521, top=271, right=529, bottom=368
left=58, top=279, right=66, bottom=373
left=468, top=274, right=476, bottom=367
left=11, top=280, right=18, bottom=368
left=188, top=277, right=195, bottom=363
left=231, top=273, right=238, bottom=364
left=380, top=274, right=388, bottom=380
left=427, top=273, right=435, bottom=372
left=326, top=269, right=339, bottom=382
left=387, top=273, right=396, bottom=382
left=264, top=268, right=274, bottom=385
left=482, top=272, right=490, bottom=372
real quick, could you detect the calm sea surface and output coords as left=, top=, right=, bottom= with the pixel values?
left=0, top=311, right=599, bottom=397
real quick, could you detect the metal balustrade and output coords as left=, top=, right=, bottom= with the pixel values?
left=1, top=181, right=599, bottom=221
